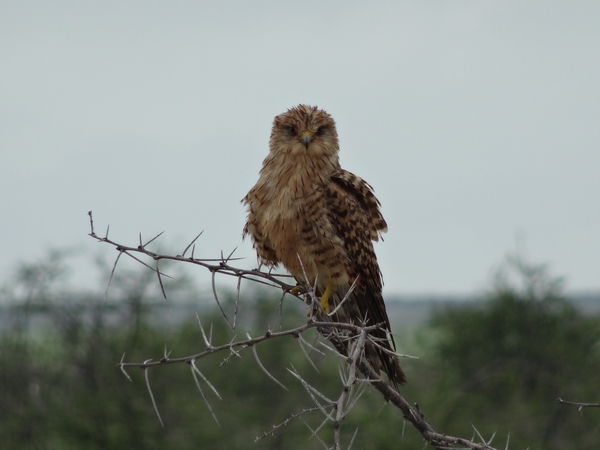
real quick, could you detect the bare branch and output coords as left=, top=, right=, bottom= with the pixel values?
left=504, top=433, right=510, bottom=450
left=211, top=269, right=233, bottom=331
left=557, top=397, right=600, bottom=410
left=277, top=289, right=286, bottom=331
left=332, top=329, right=368, bottom=449
left=118, top=353, right=132, bottom=382
left=222, top=246, right=239, bottom=264
left=328, top=275, right=358, bottom=318
left=88, top=214, right=506, bottom=449
left=141, top=231, right=165, bottom=248
left=190, top=362, right=220, bottom=426
left=299, top=416, right=330, bottom=449
left=190, top=360, right=221, bottom=399
left=348, top=427, right=359, bottom=450
left=180, top=231, right=203, bottom=258
left=355, top=360, right=497, bottom=450
left=87, top=211, right=96, bottom=235
left=144, top=365, right=164, bottom=428
left=249, top=332, right=288, bottom=391
left=155, top=260, right=170, bottom=311
left=254, top=406, right=322, bottom=442
left=122, top=250, right=173, bottom=279
left=299, top=332, right=327, bottom=357
left=104, top=250, right=123, bottom=301
left=296, top=335, right=321, bottom=373
left=233, top=276, right=242, bottom=331
left=196, top=314, right=213, bottom=349
left=287, top=367, right=335, bottom=421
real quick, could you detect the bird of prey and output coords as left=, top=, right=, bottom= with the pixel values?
left=242, top=104, right=406, bottom=387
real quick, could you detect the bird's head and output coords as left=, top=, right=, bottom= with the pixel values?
left=269, top=104, right=340, bottom=159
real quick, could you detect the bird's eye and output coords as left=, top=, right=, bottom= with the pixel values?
left=316, top=126, right=328, bottom=136
left=286, top=125, right=296, bottom=136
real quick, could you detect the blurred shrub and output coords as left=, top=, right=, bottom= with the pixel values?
left=1, top=251, right=599, bottom=449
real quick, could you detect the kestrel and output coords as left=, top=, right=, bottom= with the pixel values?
left=243, top=104, right=406, bottom=387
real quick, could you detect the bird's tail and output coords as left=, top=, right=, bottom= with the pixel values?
left=328, top=286, right=407, bottom=388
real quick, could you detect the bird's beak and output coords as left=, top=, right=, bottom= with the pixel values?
left=301, top=131, right=313, bottom=147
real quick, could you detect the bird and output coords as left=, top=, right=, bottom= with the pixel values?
left=242, top=104, right=406, bottom=387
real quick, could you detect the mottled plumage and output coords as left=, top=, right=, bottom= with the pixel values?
left=243, top=105, right=406, bottom=386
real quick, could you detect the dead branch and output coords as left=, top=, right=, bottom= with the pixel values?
left=557, top=397, right=600, bottom=411
left=88, top=212, right=502, bottom=449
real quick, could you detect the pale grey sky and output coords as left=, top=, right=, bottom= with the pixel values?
left=1, top=1, right=599, bottom=295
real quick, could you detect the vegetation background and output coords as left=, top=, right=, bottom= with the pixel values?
left=1, top=249, right=599, bottom=449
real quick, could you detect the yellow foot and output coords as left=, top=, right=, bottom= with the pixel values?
left=319, top=281, right=333, bottom=314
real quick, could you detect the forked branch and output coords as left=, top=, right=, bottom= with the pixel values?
left=88, top=212, right=502, bottom=449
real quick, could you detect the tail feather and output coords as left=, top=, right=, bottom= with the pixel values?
left=329, top=286, right=406, bottom=387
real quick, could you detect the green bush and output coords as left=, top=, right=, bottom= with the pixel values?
left=1, top=252, right=598, bottom=449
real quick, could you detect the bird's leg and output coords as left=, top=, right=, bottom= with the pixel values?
left=290, top=283, right=315, bottom=312
left=319, top=281, right=333, bottom=314
left=290, top=282, right=310, bottom=298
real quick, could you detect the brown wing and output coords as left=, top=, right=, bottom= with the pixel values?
left=242, top=191, right=279, bottom=267
left=327, top=170, right=406, bottom=386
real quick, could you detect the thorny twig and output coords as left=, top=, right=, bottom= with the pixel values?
left=89, top=212, right=504, bottom=449
left=333, top=329, right=368, bottom=449
left=144, top=364, right=164, bottom=428
left=118, top=321, right=384, bottom=370
left=88, top=211, right=298, bottom=299
left=557, top=397, right=600, bottom=411
left=254, top=406, right=323, bottom=442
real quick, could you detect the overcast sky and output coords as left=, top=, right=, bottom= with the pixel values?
left=1, top=1, right=598, bottom=296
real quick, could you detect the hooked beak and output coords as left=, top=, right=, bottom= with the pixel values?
left=301, top=131, right=313, bottom=148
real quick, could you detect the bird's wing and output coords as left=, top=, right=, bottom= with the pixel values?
left=327, top=170, right=406, bottom=386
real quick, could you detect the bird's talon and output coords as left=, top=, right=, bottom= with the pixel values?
left=319, top=281, right=333, bottom=314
